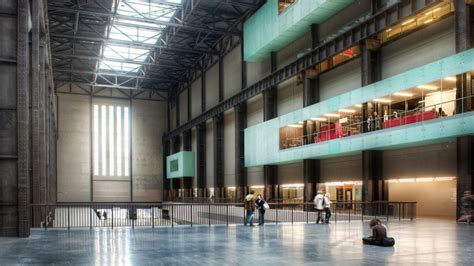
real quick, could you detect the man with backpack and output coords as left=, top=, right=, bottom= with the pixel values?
left=244, top=190, right=256, bottom=226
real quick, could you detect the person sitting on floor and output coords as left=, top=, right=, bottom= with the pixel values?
left=362, top=218, right=395, bottom=246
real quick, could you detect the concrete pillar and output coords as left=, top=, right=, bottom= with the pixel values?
left=196, top=123, right=207, bottom=197
left=360, top=38, right=383, bottom=204
left=171, top=136, right=181, bottom=199
left=162, top=140, right=171, bottom=201
left=362, top=150, right=384, bottom=203
left=213, top=114, right=224, bottom=198
left=302, top=25, right=321, bottom=203
left=235, top=34, right=248, bottom=202
left=456, top=136, right=474, bottom=219
left=455, top=1, right=474, bottom=114
left=263, top=52, right=278, bottom=201
left=182, top=130, right=193, bottom=198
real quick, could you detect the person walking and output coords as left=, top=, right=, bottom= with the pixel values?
left=255, top=194, right=266, bottom=226
left=314, top=191, right=325, bottom=224
left=324, top=193, right=332, bottom=224
left=244, top=190, right=256, bottom=226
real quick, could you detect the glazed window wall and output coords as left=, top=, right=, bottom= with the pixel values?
left=280, top=71, right=474, bottom=150
left=379, top=1, right=454, bottom=43
left=278, top=0, right=296, bottom=14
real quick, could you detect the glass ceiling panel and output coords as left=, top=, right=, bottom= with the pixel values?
left=103, top=45, right=149, bottom=61
left=100, top=60, right=142, bottom=73
left=99, top=0, right=181, bottom=74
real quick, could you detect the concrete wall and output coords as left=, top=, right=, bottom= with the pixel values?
left=320, top=155, right=363, bottom=182
left=278, top=162, right=304, bottom=184
left=205, top=120, right=214, bottom=188
left=277, top=77, right=303, bottom=116
left=246, top=95, right=264, bottom=186
left=57, top=94, right=167, bottom=202
left=277, top=31, right=311, bottom=68
left=381, top=16, right=455, bottom=79
left=319, top=58, right=361, bottom=101
left=224, top=45, right=242, bottom=99
left=179, top=89, right=188, bottom=124
left=389, top=179, right=456, bottom=217
left=191, top=77, right=202, bottom=118
left=206, top=64, right=219, bottom=110
left=132, top=100, right=167, bottom=202
left=247, top=57, right=271, bottom=87
left=223, top=110, right=236, bottom=187
left=57, top=94, right=91, bottom=202
left=383, top=142, right=457, bottom=179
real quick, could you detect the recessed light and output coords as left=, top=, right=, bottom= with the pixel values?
left=393, top=92, right=414, bottom=97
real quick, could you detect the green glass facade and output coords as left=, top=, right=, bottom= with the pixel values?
left=243, top=0, right=352, bottom=62
left=166, top=151, right=195, bottom=179
left=245, top=49, right=474, bottom=167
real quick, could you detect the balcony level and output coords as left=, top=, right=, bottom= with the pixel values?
left=245, top=48, right=474, bottom=167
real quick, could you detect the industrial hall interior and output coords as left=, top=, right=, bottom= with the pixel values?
left=1, top=0, right=474, bottom=265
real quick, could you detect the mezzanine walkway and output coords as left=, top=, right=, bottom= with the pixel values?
left=0, top=219, right=472, bottom=265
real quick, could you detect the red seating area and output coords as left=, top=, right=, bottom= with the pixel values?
left=314, top=123, right=344, bottom=143
left=383, top=111, right=437, bottom=129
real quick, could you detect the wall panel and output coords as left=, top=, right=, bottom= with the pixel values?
left=224, top=46, right=242, bottom=100
left=205, top=120, right=214, bottom=188
left=381, top=16, right=455, bottom=79
left=277, top=77, right=303, bottom=116
left=206, top=64, right=219, bottom=110
left=319, top=58, right=361, bottom=101
left=224, top=110, right=236, bottom=187
left=191, top=77, right=202, bottom=118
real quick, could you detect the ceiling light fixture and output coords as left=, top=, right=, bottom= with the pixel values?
left=373, top=98, right=392, bottom=103
left=288, top=124, right=303, bottom=128
left=417, top=85, right=438, bottom=90
left=311, top=117, right=327, bottom=121
left=339, top=109, right=356, bottom=113
left=355, top=104, right=363, bottom=108
left=323, top=113, right=341, bottom=118
left=444, top=76, right=457, bottom=81
left=393, top=92, right=414, bottom=97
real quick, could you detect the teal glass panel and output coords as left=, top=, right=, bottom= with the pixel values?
left=245, top=49, right=474, bottom=167
left=244, top=0, right=353, bottom=62
left=166, top=151, right=195, bottom=179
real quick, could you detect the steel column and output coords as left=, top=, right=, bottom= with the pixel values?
left=264, top=52, right=278, bottom=201
left=182, top=129, right=193, bottom=197
left=17, top=0, right=31, bottom=237
left=162, top=140, right=171, bottom=201
left=213, top=114, right=224, bottom=198
left=362, top=150, right=384, bottom=203
left=196, top=122, right=207, bottom=197
left=456, top=136, right=474, bottom=219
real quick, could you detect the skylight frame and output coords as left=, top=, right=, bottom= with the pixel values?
left=99, top=0, right=181, bottom=74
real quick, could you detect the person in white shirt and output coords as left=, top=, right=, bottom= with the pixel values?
left=324, top=193, right=332, bottom=224
left=313, top=191, right=325, bottom=224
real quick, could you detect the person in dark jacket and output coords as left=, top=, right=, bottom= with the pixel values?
left=255, top=194, right=266, bottom=226
left=363, top=218, right=388, bottom=246
left=244, top=191, right=256, bottom=226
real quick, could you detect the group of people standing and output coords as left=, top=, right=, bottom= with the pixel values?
left=244, top=191, right=267, bottom=226
left=313, top=191, right=331, bottom=224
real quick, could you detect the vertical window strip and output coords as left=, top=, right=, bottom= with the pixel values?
left=109, top=106, right=115, bottom=176
left=101, top=105, right=108, bottom=176
left=124, top=107, right=130, bottom=176
left=117, top=106, right=122, bottom=176
left=93, top=105, right=99, bottom=176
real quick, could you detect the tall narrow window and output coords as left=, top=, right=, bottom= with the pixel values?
left=93, top=104, right=130, bottom=177
left=93, top=105, right=99, bottom=176
left=124, top=107, right=130, bottom=177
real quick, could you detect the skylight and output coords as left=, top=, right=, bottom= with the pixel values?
left=99, top=0, right=181, bottom=74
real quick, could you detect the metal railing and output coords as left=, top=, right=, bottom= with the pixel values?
left=30, top=201, right=416, bottom=230
left=281, top=95, right=474, bottom=150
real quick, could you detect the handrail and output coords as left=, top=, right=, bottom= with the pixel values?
left=282, top=95, right=474, bottom=149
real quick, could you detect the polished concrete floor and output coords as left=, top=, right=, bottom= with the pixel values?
left=0, top=219, right=472, bottom=265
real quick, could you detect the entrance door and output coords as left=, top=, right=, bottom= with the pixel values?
left=336, top=187, right=344, bottom=208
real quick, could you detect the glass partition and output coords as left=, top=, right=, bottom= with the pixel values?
left=280, top=71, right=474, bottom=150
